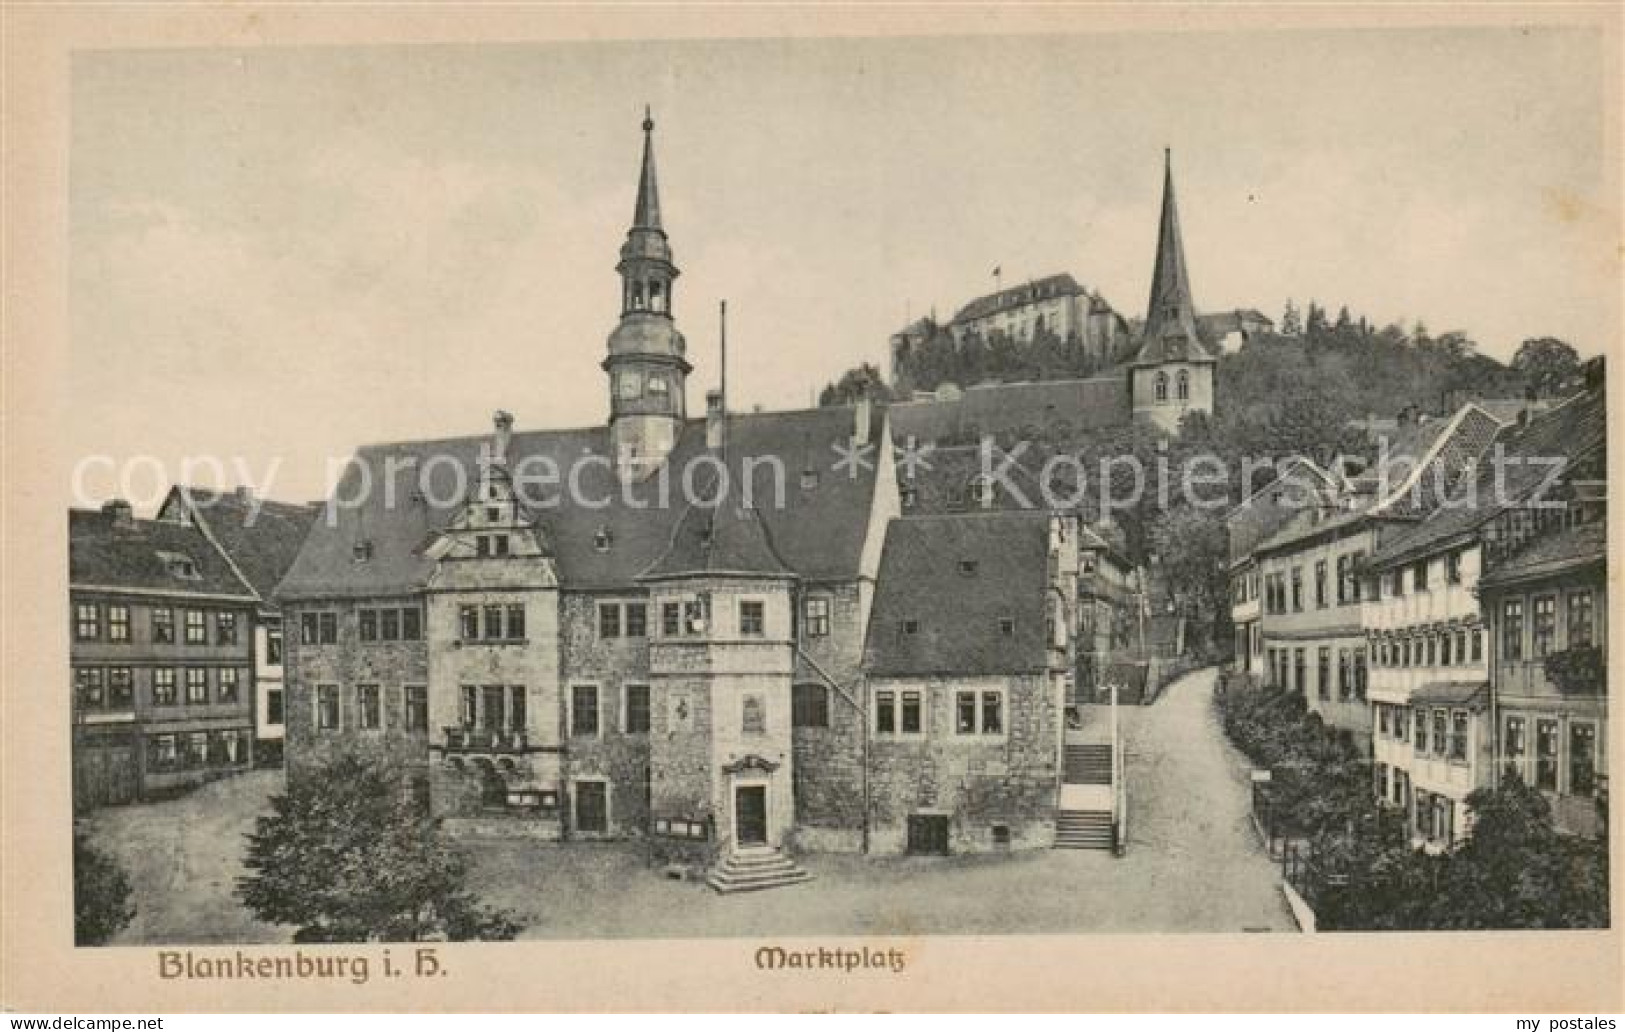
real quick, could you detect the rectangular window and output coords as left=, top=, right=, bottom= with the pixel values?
left=1390, top=569, right=1404, bottom=597
left=267, top=627, right=284, bottom=664
left=1503, top=715, right=1526, bottom=760
left=76, top=668, right=105, bottom=708
left=404, top=685, right=427, bottom=733
left=956, top=691, right=977, bottom=734
left=599, top=603, right=621, bottom=639
left=1535, top=719, right=1559, bottom=790
left=402, top=607, right=422, bottom=641
left=212, top=611, right=236, bottom=646
left=1414, top=709, right=1428, bottom=753
left=1354, top=647, right=1368, bottom=700
left=316, top=685, right=340, bottom=730
left=901, top=691, right=922, bottom=735
left=1567, top=591, right=1594, bottom=649
left=1350, top=552, right=1366, bottom=602
left=460, top=685, right=477, bottom=729
left=804, top=598, right=832, bottom=638
left=1446, top=550, right=1463, bottom=584
left=153, top=607, right=175, bottom=644
left=571, top=685, right=600, bottom=737
left=217, top=667, right=239, bottom=702
left=1293, top=648, right=1306, bottom=695
left=185, top=668, right=208, bottom=703
left=318, top=612, right=337, bottom=644
left=106, top=604, right=130, bottom=642
left=1450, top=711, right=1468, bottom=762
left=379, top=608, right=400, bottom=642
left=108, top=667, right=133, bottom=707
left=359, top=609, right=378, bottom=642
left=661, top=602, right=681, bottom=637
left=357, top=684, right=381, bottom=730
left=742, top=694, right=766, bottom=736
left=1412, top=559, right=1429, bottom=592
left=266, top=687, right=284, bottom=726
left=1314, top=560, right=1328, bottom=608
left=1440, top=633, right=1452, bottom=667
left=1336, top=648, right=1351, bottom=700
left=299, top=612, right=317, bottom=645
left=1531, top=595, right=1557, bottom=658
left=186, top=732, right=208, bottom=768
left=875, top=690, right=896, bottom=735
left=151, top=668, right=177, bottom=705
left=184, top=610, right=207, bottom=645
left=1426, top=635, right=1436, bottom=667
left=150, top=734, right=179, bottom=772
left=1290, top=567, right=1303, bottom=612
left=792, top=684, right=829, bottom=729
left=624, top=602, right=647, bottom=638
left=483, top=604, right=505, bottom=641
left=982, top=691, right=1003, bottom=735
left=1569, top=723, right=1597, bottom=795
left=739, top=601, right=765, bottom=637
left=1503, top=600, right=1524, bottom=661
left=683, top=599, right=705, bottom=635
left=1317, top=647, right=1331, bottom=700
left=624, top=684, right=651, bottom=735
left=1472, top=629, right=1483, bottom=663
left=1335, top=556, right=1348, bottom=605
left=505, top=603, right=525, bottom=640
left=75, top=603, right=101, bottom=641
left=508, top=686, right=526, bottom=732
left=481, top=685, right=505, bottom=732
left=1432, top=710, right=1447, bottom=758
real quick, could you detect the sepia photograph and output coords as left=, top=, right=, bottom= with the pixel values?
left=3, top=2, right=1621, bottom=1016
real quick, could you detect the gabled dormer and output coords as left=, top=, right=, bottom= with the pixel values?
left=424, top=411, right=558, bottom=590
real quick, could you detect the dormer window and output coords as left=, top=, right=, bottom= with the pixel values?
left=968, top=476, right=994, bottom=507
left=800, top=468, right=819, bottom=491
left=486, top=506, right=500, bottom=522
left=901, top=619, right=919, bottom=637
left=999, top=617, right=1016, bottom=637
left=901, top=485, right=917, bottom=509
left=156, top=551, right=200, bottom=580
left=594, top=526, right=613, bottom=552
left=959, top=559, right=979, bottom=576
left=352, top=540, right=373, bottom=563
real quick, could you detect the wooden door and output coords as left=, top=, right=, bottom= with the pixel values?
left=906, top=814, right=949, bottom=856
left=735, top=785, right=767, bottom=846
left=574, top=781, right=607, bottom=834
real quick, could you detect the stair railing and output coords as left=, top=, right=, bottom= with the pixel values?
left=1111, top=680, right=1127, bottom=856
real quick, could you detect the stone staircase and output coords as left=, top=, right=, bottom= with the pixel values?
left=1056, top=742, right=1116, bottom=851
left=706, top=847, right=812, bottom=894
left=1054, top=808, right=1115, bottom=850
left=1063, top=743, right=1113, bottom=785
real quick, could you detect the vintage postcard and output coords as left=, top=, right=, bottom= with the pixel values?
left=2, top=2, right=1621, bottom=1014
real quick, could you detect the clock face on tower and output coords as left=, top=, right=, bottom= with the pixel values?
left=617, top=371, right=642, bottom=400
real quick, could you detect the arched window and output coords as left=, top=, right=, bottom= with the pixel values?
left=1153, top=371, right=1169, bottom=403
left=1176, top=369, right=1190, bottom=401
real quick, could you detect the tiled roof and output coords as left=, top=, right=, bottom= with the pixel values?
left=638, top=496, right=794, bottom=581
left=1478, top=520, right=1606, bottom=589
left=275, top=405, right=884, bottom=600
left=951, top=274, right=1085, bottom=325
left=864, top=512, right=1052, bottom=677
left=1367, top=389, right=1605, bottom=570
left=69, top=509, right=256, bottom=599
left=168, top=487, right=318, bottom=602
left=887, top=377, right=1129, bottom=446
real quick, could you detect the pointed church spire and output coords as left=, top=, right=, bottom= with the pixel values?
left=632, top=105, right=662, bottom=231
left=1135, top=148, right=1210, bottom=365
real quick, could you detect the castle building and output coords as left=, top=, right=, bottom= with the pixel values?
left=275, top=112, right=1110, bottom=878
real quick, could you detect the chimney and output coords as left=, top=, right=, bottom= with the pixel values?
left=706, top=389, right=725, bottom=449
left=234, top=485, right=253, bottom=503
left=853, top=395, right=873, bottom=445
left=492, top=410, right=514, bottom=466
left=102, top=499, right=135, bottom=532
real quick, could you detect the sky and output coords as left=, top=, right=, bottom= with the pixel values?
left=69, top=29, right=1616, bottom=505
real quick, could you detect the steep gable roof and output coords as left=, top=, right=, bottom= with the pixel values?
left=275, top=405, right=884, bottom=600
left=1368, top=388, right=1606, bottom=570
left=864, top=512, right=1053, bottom=677
left=70, top=508, right=256, bottom=600
left=163, top=487, right=318, bottom=603
left=639, top=495, right=794, bottom=582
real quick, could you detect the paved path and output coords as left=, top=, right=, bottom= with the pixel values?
left=1111, top=665, right=1295, bottom=930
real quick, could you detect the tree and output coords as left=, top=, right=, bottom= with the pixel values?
left=1279, top=298, right=1302, bottom=337
left=1511, top=337, right=1582, bottom=397
left=74, top=828, right=135, bottom=946
left=238, top=751, right=520, bottom=942
left=1149, top=503, right=1231, bottom=647
left=818, top=363, right=893, bottom=407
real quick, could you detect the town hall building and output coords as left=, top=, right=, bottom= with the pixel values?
left=276, top=112, right=1200, bottom=884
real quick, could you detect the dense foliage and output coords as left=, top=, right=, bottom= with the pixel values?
left=74, top=828, right=136, bottom=946
left=1217, top=674, right=1610, bottom=930
left=238, top=751, right=519, bottom=942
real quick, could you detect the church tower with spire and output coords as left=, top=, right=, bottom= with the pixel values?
left=1130, top=150, right=1216, bottom=434
left=605, top=108, right=691, bottom=477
